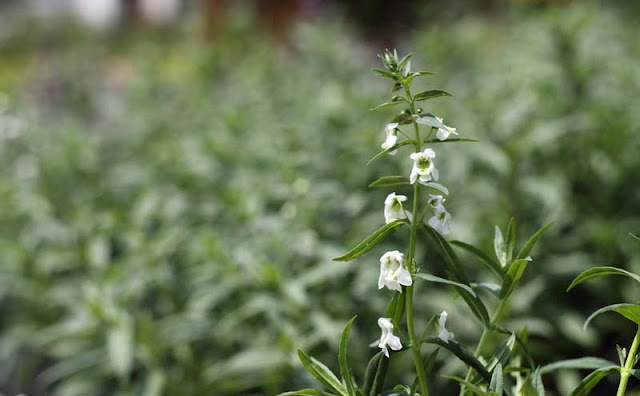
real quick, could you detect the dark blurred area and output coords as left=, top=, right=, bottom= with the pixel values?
left=0, top=0, right=639, bottom=395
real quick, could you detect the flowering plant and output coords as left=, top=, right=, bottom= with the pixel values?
left=280, top=50, right=637, bottom=396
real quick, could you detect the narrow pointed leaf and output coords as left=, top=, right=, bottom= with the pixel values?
left=539, top=357, right=617, bottom=375
left=368, top=176, right=411, bottom=188
left=297, top=350, right=348, bottom=396
left=486, top=334, right=516, bottom=372
left=451, top=241, right=504, bottom=279
left=421, top=225, right=490, bottom=327
left=584, top=303, right=640, bottom=330
left=372, top=68, right=395, bottom=79
left=471, top=283, right=502, bottom=299
left=532, top=368, right=545, bottom=396
left=424, top=137, right=479, bottom=144
left=423, top=337, right=492, bottom=382
left=279, top=390, right=337, bottom=396
left=442, top=375, right=489, bottom=396
left=500, top=259, right=530, bottom=299
left=333, top=220, right=407, bottom=261
left=362, top=351, right=387, bottom=396
left=567, top=266, right=640, bottom=291
left=367, top=140, right=416, bottom=166
left=505, top=218, right=516, bottom=265
left=422, top=182, right=449, bottom=195
left=414, top=71, right=437, bottom=76
left=339, top=316, right=358, bottom=396
left=414, top=90, right=451, bottom=102
left=494, top=226, right=506, bottom=268
left=631, top=233, right=640, bottom=242
left=490, top=363, right=503, bottom=395
left=568, top=366, right=620, bottom=396
left=415, top=273, right=477, bottom=297
left=516, top=223, right=553, bottom=260
left=370, top=99, right=406, bottom=111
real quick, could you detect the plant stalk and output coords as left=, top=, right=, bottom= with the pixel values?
left=617, top=326, right=640, bottom=396
left=404, top=84, right=429, bottom=396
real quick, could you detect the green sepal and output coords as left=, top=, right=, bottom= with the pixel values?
left=372, top=68, right=396, bottom=79
left=567, top=266, right=640, bottom=292
left=423, top=337, right=492, bottom=382
left=367, top=140, right=416, bottom=166
left=450, top=240, right=505, bottom=280
left=333, top=220, right=408, bottom=262
left=413, top=90, right=451, bottom=102
left=368, top=176, right=411, bottom=188
left=567, top=366, right=620, bottom=396
left=583, top=303, right=640, bottom=330
left=339, top=316, right=358, bottom=396
left=297, top=350, right=348, bottom=396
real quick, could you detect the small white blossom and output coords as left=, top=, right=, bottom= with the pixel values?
left=409, top=149, right=439, bottom=185
left=427, top=195, right=451, bottom=235
left=435, top=117, right=459, bottom=141
left=378, top=250, right=412, bottom=292
left=381, top=123, right=399, bottom=155
left=384, top=192, right=408, bottom=224
left=378, top=317, right=402, bottom=357
left=437, top=311, right=454, bottom=344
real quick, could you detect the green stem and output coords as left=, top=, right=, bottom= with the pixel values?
left=617, top=326, right=640, bottom=396
left=459, top=298, right=509, bottom=396
left=404, top=85, right=429, bottom=396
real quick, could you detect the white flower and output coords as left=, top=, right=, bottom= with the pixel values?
left=435, top=117, right=459, bottom=141
left=384, top=192, right=408, bottom=224
left=378, top=250, right=412, bottom=292
left=437, top=311, right=454, bottom=344
left=381, top=123, right=399, bottom=155
left=427, top=195, right=451, bottom=235
left=378, top=317, right=402, bottom=357
left=409, top=149, right=439, bottom=185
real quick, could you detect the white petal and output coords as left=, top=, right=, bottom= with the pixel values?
left=436, top=128, right=448, bottom=141
left=396, top=267, right=413, bottom=286
left=387, top=333, right=403, bottom=351
left=409, top=168, right=419, bottom=184
left=428, top=215, right=439, bottom=229
left=423, top=148, right=436, bottom=158
left=431, top=166, right=439, bottom=181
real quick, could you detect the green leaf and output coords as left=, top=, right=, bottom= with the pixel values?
left=490, top=363, right=503, bottom=396
left=423, top=337, right=492, bottom=382
left=494, top=225, right=507, bottom=268
left=384, top=292, right=406, bottom=324
left=413, top=90, right=451, bottom=102
left=532, top=368, right=545, bottom=396
left=567, top=266, right=640, bottom=291
left=372, top=68, right=395, bottom=79
left=423, top=137, right=479, bottom=144
left=362, top=351, right=387, bottom=396
left=415, top=273, right=477, bottom=297
left=450, top=240, right=505, bottom=280
left=370, top=99, right=406, bottom=111
left=442, top=375, right=489, bottom=396
left=297, top=350, right=348, bottom=396
left=516, top=223, right=553, bottom=260
left=368, top=176, right=411, bottom=188
left=333, top=220, right=407, bottom=262
left=421, top=224, right=491, bottom=327
left=584, top=303, right=640, bottom=330
left=631, top=233, right=640, bottom=242
left=279, top=390, right=337, bottom=396
left=421, top=182, right=449, bottom=196
left=568, top=366, right=620, bottom=396
left=414, top=71, right=437, bottom=76
left=414, top=114, right=447, bottom=128
left=367, top=140, right=416, bottom=166
left=539, top=357, right=617, bottom=375
left=339, top=316, right=358, bottom=396
left=486, top=334, right=516, bottom=372
left=471, top=283, right=502, bottom=299
left=500, top=259, right=530, bottom=299
left=505, top=218, right=516, bottom=265
left=617, top=345, right=627, bottom=366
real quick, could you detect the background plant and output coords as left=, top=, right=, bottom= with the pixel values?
left=0, top=1, right=639, bottom=395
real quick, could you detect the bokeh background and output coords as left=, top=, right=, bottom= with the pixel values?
left=0, top=0, right=639, bottom=395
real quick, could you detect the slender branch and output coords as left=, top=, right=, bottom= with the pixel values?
left=617, top=326, right=640, bottom=396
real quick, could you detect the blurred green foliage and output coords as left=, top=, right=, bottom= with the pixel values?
left=0, top=1, right=639, bottom=395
